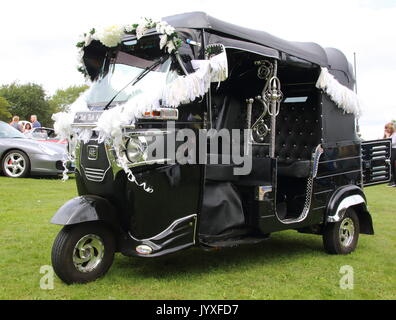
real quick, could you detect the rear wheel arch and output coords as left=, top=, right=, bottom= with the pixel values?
left=326, top=185, right=374, bottom=235
left=351, top=202, right=374, bottom=235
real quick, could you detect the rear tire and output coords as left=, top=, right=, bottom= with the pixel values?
left=323, top=208, right=360, bottom=255
left=51, top=222, right=115, bottom=284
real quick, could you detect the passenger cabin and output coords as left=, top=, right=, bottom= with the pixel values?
left=161, top=12, right=362, bottom=239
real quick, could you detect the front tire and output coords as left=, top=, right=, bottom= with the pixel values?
left=323, top=208, right=360, bottom=255
left=51, top=222, right=115, bottom=284
left=2, top=150, right=30, bottom=178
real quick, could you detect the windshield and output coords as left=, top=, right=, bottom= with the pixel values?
left=85, top=36, right=177, bottom=108
left=0, top=122, right=25, bottom=138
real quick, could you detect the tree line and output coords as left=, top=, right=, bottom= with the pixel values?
left=0, top=82, right=88, bottom=127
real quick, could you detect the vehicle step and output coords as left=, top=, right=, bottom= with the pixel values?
left=201, top=235, right=270, bottom=249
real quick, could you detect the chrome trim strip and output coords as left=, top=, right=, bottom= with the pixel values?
left=127, top=158, right=172, bottom=168
left=123, top=130, right=173, bottom=136
left=319, top=156, right=361, bottom=164
left=316, top=169, right=361, bottom=180
left=81, top=165, right=111, bottom=183
left=128, top=214, right=197, bottom=242
left=84, top=167, right=105, bottom=173
left=314, top=189, right=334, bottom=195
left=327, top=195, right=365, bottom=223
left=224, top=46, right=280, bottom=60
left=312, top=206, right=327, bottom=211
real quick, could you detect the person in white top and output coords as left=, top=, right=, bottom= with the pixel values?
left=384, top=122, right=396, bottom=186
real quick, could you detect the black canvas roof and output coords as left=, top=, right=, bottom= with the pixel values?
left=164, top=12, right=355, bottom=87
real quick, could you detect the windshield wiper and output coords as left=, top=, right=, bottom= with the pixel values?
left=103, top=57, right=165, bottom=110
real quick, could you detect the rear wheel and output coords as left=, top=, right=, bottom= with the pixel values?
left=51, top=222, right=115, bottom=284
left=2, top=150, right=30, bottom=178
left=323, top=208, right=360, bottom=255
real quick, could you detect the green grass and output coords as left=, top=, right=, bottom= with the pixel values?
left=0, top=176, right=395, bottom=300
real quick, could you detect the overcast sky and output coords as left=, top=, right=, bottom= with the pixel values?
left=0, top=0, right=394, bottom=139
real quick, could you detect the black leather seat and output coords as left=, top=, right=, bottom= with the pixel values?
left=275, top=100, right=320, bottom=178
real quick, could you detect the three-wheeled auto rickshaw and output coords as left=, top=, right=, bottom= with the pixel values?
left=51, top=12, right=392, bottom=284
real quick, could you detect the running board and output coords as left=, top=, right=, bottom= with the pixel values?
left=200, top=235, right=270, bottom=249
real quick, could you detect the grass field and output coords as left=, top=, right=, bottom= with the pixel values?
left=0, top=176, right=395, bottom=300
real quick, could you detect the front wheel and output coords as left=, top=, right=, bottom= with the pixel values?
left=2, top=150, right=30, bottom=178
left=323, top=208, right=360, bottom=255
left=51, top=222, right=115, bottom=284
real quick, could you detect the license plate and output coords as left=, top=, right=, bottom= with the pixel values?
left=73, top=111, right=103, bottom=124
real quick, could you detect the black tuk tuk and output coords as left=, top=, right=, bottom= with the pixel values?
left=51, top=12, right=392, bottom=284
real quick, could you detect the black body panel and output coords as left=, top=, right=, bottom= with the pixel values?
left=126, top=164, right=202, bottom=239
left=321, top=94, right=358, bottom=144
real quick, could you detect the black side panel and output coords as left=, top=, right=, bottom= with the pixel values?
left=127, top=164, right=202, bottom=240
left=321, top=94, right=358, bottom=144
left=362, top=139, right=392, bottom=186
left=200, top=181, right=245, bottom=236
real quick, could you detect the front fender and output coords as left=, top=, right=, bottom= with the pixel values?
left=51, top=195, right=120, bottom=230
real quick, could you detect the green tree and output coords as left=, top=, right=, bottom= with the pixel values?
left=0, top=96, right=12, bottom=122
left=48, top=85, right=89, bottom=113
left=0, top=82, right=51, bottom=126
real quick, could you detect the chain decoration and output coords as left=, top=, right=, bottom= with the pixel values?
left=281, top=145, right=323, bottom=224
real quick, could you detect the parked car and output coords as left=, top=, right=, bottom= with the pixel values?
left=27, top=127, right=67, bottom=144
left=0, top=121, right=70, bottom=178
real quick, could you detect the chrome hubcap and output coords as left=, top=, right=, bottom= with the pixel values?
left=4, top=153, right=25, bottom=177
left=73, top=234, right=104, bottom=273
left=339, top=218, right=355, bottom=247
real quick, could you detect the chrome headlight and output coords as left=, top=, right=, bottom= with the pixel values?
left=126, top=137, right=148, bottom=163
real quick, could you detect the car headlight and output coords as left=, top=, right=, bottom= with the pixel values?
left=126, top=137, right=148, bottom=163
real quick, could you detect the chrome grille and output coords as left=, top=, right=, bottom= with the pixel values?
left=83, top=167, right=107, bottom=182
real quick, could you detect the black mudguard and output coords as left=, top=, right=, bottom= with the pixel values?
left=327, top=185, right=374, bottom=235
left=51, top=195, right=120, bottom=230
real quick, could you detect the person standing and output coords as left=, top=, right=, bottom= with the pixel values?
left=9, top=116, right=22, bottom=132
left=384, top=122, right=396, bottom=187
left=30, top=115, right=41, bottom=128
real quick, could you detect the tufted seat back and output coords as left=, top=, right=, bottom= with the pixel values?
left=275, top=92, right=321, bottom=177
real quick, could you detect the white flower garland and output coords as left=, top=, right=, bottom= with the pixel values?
left=76, top=18, right=182, bottom=78
left=55, top=20, right=228, bottom=190
left=316, top=67, right=362, bottom=117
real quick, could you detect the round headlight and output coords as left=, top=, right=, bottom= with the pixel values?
left=126, top=137, right=147, bottom=163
